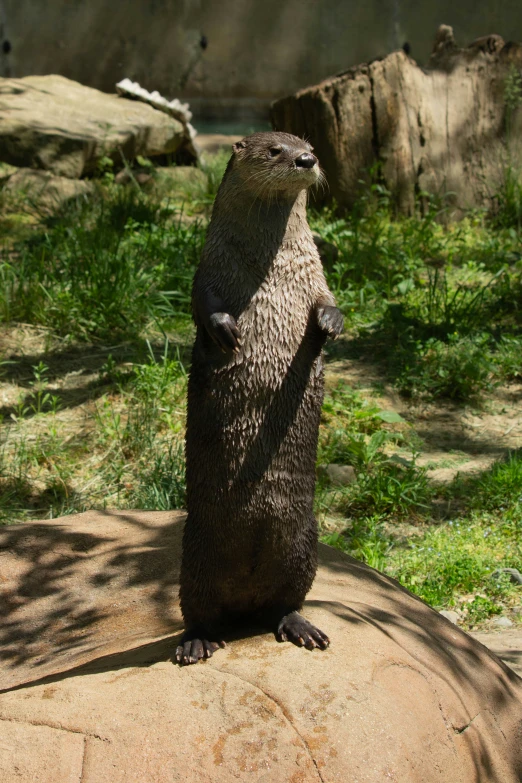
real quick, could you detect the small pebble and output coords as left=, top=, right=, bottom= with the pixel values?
left=317, top=464, right=357, bottom=487
left=492, top=616, right=513, bottom=629
left=491, top=568, right=522, bottom=585
left=439, top=610, right=459, bottom=624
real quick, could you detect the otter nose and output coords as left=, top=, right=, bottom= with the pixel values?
left=295, top=152, right=317, bottom=169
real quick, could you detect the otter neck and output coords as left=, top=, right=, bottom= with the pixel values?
left=211, top=173, right=310, bottom=250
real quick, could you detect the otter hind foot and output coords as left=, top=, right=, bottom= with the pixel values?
left=277, top=612, right=330, bottom=651
left=175, top=628, right=226, bottom=666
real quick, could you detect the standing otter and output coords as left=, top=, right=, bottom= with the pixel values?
left=176, top=132, right=343, bottom=665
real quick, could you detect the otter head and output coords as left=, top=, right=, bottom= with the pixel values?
left=230, top=131, right=322, bottom=199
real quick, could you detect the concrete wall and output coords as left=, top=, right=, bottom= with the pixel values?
left=1, top=1, right=521, bottom=122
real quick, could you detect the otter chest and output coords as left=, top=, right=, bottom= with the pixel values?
left=235, top=250, right=320, bottom=356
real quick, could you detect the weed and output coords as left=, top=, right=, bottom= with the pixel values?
left=0, top=187, right=205, bottom=340
left=494, top=164, right=522, bottom=231
left=495, top=335, right=522, bottom=380
left=317, top=384, right=430, bottom=518
left=386, top=514, right=521, bottom=618
left=198, top=149, right=230, bottom=202
left=393, top=333, right=497, bottom=400
left=467, top=451, right=522, bottom=511
left=342, top=460, right=431, bottom=517
left=128, top=442, right=186, bottom=510
left=322, top=516, right=392, bottom=572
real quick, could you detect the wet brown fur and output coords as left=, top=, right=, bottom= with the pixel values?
left=177, top=132, right=343, bottom=664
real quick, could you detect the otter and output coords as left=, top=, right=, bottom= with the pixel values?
left=175, top=131, right=343, bottom=665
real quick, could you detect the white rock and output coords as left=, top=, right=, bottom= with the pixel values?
left=0, top=75, right=186, bottom=177
left=492, top=616, right=514, bottom=629
left=439, top=610, right=459, bottom=624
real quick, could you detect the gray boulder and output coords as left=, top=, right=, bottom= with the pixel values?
left=317, top=463, right=357, bottom=486
left=0, top=75, right=186, bottom=178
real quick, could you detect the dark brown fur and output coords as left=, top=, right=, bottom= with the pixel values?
left=176, top=132, right=343, bottom=665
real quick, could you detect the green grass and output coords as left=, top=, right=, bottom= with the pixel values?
left=312, top=192, right=522, bottom=401
left=1, top=158, right=521, bottom=628
left=0, top=339, right=188, bottom=522
left=0, top=186, right=205, bottom=340
left=316, top=383, right=431, bottom=518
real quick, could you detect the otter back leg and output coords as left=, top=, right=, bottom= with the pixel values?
left=277, top=611, right=329, bottom=650
left=175, top=628, right=226, bottom=666
left=259, top=604, right=330, bottom=651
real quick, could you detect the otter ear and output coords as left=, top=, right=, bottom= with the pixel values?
left=233, top=140, right=246, bottom=153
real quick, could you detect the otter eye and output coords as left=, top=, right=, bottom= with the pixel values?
left=269, top=147, right=282, bottom=157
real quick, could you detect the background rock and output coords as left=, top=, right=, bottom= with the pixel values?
left=3, top=168, right=94, bottom=211
left=0, top=75, right=187, bottom=178
left=317, top=463, right=357, bottom=486
left=492, top=616, right=514, bottom=629
left=491, top=567, right=522, bottom=585
left=0, top=510, right=521, bottom=782
left=271, top=27, right=522, bottom=214
left=439, top=609, right=460, bottom=624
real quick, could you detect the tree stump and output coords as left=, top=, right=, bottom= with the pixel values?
left=271, top=26, right=522, bottom=214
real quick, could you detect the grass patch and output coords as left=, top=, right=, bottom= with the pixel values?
left=316, top=383, right=431, bottom=518
left=322, top=507, right=521, bottom=625
left=0, top=339, right=187, bottom=523
left=0, top=185, right=206, bottom=340
left=313, top=195, right=522, bottom=401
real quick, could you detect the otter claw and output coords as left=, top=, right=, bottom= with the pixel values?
left=277, top=612, right=330, bottom=651
left=208, top=312, right=242, bottom=353
left=175, top=630, right=226, bottom=666
left=316, top=305, right=344, bottom=338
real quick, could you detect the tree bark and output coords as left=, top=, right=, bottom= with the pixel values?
left=271, top=27, right=522, bottom=215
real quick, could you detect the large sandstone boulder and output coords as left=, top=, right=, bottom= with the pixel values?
left=271, top=27, right=522, bottom=214
left=0, top=75, right=187, bottom=178
left=0, top=510, right=521, bottom=782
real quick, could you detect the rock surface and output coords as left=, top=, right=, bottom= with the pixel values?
left=317, top=463, right=357, bottom=486
left=470, top=629, right=522, bottom=677
left=271, top=27, right=522, bottom=214
left=3, top=168, right=94, bottom=211
left=0, top=75, right=186, bottom=178
left=492, top=616, right=515, bottom=629
left=0, top=510, right=521, bottom=782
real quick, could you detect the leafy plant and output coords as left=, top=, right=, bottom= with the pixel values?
left=317, top=384, right=430, bottom=517
left=471, top=451, right=522, bottom=511
left=0, top=188, right=205, bottom=339
left=394, top=333, right=497, bottom=400
left=128, top=442, right=186, bottom=510
left=322, top=516, right=392, bottom=572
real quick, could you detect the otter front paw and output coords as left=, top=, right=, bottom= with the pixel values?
left=208, top=312, right=242, bottom=353
left=174, top=628, right=226, bottom=666
left=316, top=305, right=344, bottom=339
left=277, top=612, right=330, bottom=650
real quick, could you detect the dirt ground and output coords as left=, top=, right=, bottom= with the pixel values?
left=326, top=355, right=522, bottom=484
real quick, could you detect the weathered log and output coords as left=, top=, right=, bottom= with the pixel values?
left=271, top=26, right=522, bottom=214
